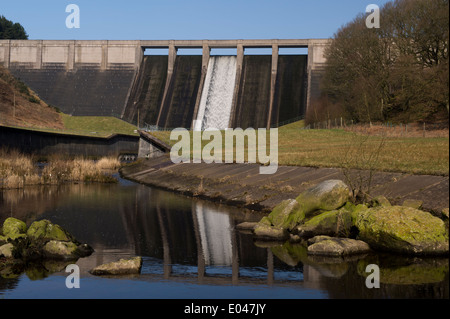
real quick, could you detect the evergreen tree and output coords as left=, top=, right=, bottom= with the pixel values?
left=0, top=16, right=28, bottom=40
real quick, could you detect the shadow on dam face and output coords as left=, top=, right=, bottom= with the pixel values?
left=8, top=67, right=136, bottom=117
left=158, top=55, right=203, bottom=129
left=123, top=56, right=168, bottom=126
left=233, top=55, right=272, bottom=130
left=273, top=55, right=308, bottom=125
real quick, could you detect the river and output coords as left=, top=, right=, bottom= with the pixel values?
left=0, top=175, right=448, bottom=299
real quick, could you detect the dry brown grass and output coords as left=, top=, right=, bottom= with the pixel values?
left=0, top=149, right=120, bottom=189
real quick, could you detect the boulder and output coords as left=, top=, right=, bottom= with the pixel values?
left=371, top=195, right=391, bottom=207
left=295, top=180, right=350, bottom=218
left=0, top=243, right=14, bottom=258
left=355, top=206, right=449, bottom=255
left=253, top=221, right=289, bottom=241
left=27, top=219, right=75, bottom=243
left=2, top=218, right=27, bottom=240
left=253, top=180, right=351, bottom=238
left=90, top=257, right=143, bottom=276
left=296, top=203, right=354, bottom=238
left=43, top=240, right=79, bottom=260
left=307, top=236, right=371, bottom=257
left=268, top=199, right=301, bottom=230
left=42, top=240, right=93, bottom=260
left=402, top=199, right=423, bottom=210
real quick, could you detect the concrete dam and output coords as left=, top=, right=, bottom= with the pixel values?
left=0, top=39, right=330, bottom=129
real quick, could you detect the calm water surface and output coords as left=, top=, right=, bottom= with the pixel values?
left=0, top=176, right=448, bottom=299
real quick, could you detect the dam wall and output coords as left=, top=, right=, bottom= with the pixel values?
left=0, top=40, right=141, bottom=117
left=0, top=125, right=139, bottom=157
left=0, top=39, right=330, bottom=129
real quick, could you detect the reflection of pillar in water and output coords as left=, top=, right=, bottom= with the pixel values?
left=194, top=202, right=233, bottom=266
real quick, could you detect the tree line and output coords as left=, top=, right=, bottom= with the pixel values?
left=309, top=0, right=449, bottom=125
left=0, top=15, right=28, bottom=40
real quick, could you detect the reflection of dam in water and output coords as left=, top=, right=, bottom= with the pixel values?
left=194, top=202, right=233, bottom=266
left=1, top=39, right=330, bottom=129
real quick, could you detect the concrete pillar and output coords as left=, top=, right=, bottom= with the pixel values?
left=3, top=40, right=11, bottom=68
left=35, top=40, right=43, bottom=69
left=228, top=43, right=244, bottom=128
left=156, top=43, right=177, bottom=127
left=191, top=42, right=210, bottom=129
left=101, top=41, right=108, bottom=70
left=267, top=43, right=279, bottom=129
left=135, top=42, right=144, bottom=69
left=67, top=41, right=75, bottom=70
left=306, top=44, right=313, bottom=116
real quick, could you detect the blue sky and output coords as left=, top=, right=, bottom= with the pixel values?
left=1, top=0, right=392, bottom=40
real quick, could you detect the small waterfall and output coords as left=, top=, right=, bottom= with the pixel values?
left=195, top=56, right=237, bottom=131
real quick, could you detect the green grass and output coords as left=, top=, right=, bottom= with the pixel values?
left=149, top=120, right=449, bottom=176
left=61, top=114, right=138, bottom=137
left=2, top=115, right=139, bottom=138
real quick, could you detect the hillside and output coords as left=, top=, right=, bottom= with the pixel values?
left=0, top=66, right=64, bottom=130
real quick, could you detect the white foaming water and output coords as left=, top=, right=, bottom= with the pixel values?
left=195, top=56, right=237, bottom=131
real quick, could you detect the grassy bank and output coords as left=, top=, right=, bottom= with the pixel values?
left=0, top=149, right=121, bottom=189
left=149, top=121, right=449, bottom=176
left=61, top=114, right=138, bottom=137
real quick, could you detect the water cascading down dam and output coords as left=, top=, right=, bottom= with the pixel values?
left=0, top=39, right=330, bottom=129
left=195, top=56, right=237, bottom=131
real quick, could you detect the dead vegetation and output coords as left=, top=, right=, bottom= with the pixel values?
left=0, top=149, right=121, bottom=189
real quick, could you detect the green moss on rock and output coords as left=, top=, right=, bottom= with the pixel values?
left=2, top=218, right=27, bottom=240
left=356, top=206, right=449, bottom=256
left=26, top=219, right=75, bottom=243
left=295, top=180, right=350, bottom=217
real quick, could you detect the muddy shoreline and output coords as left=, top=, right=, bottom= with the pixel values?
left=119, top=155, right=449, bottom=215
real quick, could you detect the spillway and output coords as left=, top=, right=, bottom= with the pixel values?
left=195, top=56, right=237, bottom=131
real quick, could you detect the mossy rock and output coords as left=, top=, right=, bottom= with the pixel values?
left=43, top=240, right=83, bottom=260
left=2, top=218, right=27, bottom=240
left=307, top=235, right=371, bottom=257
left=296, top=203, right=355, bottom=238
left=90, top=257, right=143, bottom=276
left=402, top=199, right=423, bottom=210
left=295, top=180, right=350, bottom=218
left=355, top=206, right=449, bottom=256
left=26, top=220, right=76, bottom=243
left=258, top=180, right=351, bottom=235
left=253, top=223, right=289, bottom=241
left=371, top=195, right=391, bottom=207
left=267, top=199, right=302, bottom=230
